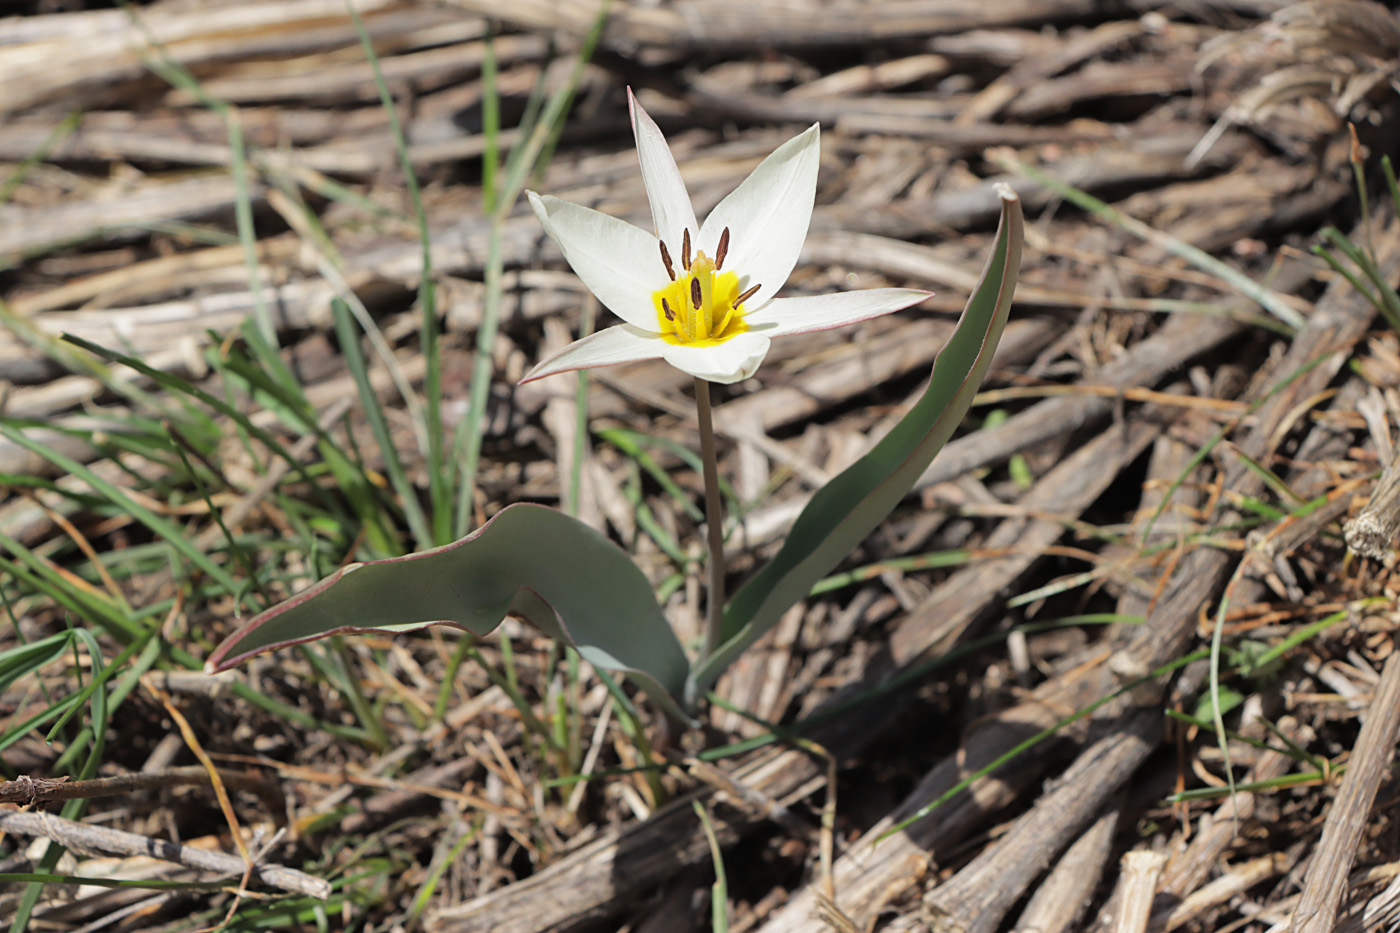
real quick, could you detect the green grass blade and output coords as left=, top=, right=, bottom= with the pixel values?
left=60, top=333, right=350, bottom=525
left=694, top=801, right=731, bottom=933
left=0, top=111, right=80, bottom=206
left=0, top=633, right=72, bottom=694
left=403, top=822, right=480, bottom=928
left=0, top=543, right=136, bottom=641
left=331, top=297, right=432, bottom=547
left=994, top=151, right=1303, bottom=330
left=123, top=8, right=274, bottom=345
left=598, top=428, right=706, bottom=522
left=343, top=0, right=447, bottom=544
left=0, top=873, right=227, bottom=891
left=0, top=422, right=237, bottom=595
left=878, top=648, right=1208, bottom=840
left=481, top=27, right=501, bottom=215
left=457, top=3, right=610, bottom=537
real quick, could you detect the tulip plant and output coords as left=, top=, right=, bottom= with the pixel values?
left=206, top=91, right=1024, bottom=727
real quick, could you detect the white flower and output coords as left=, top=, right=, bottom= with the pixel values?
left=522, top=89, right=931, bottom=385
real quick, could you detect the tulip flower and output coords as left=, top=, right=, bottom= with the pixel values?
left=522, top=89, right=931, bottom=385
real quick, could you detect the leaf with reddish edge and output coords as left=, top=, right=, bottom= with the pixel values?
left=688, top=185, right=1024, bottom=705
left=205, top=503, right=694, bottom=725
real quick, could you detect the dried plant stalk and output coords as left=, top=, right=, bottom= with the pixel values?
left=1344, top=445, right=1400, bottom=558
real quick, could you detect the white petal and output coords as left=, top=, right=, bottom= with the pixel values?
left=521, top=324, right=666, bottom=383
left=745, top=288, right=931, bottom=338
left=527, top=191, right=664, bottom=330
left=659, top=332, right=772, bottom=385
left=698, top=123, right=819, bottom=306
left=628, top=88, right=699, bottom=257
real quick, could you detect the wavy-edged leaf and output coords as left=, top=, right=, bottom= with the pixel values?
left=689, top=186, right=1024, bottom=702
left=206, top=503, right=693, bottom=724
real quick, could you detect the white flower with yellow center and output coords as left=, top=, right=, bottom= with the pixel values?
left=522, top=90, right=932, bottom=385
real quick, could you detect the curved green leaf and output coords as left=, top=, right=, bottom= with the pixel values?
left=690, top=186, right=1024, bottom=702
left=205, top=503, right=693, bottom=724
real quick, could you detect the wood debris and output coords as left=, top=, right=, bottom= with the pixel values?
left=3, top=1, right=1400, bottom=931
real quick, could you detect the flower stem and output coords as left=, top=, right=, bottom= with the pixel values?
left=694, top=377, right=726, bottom=660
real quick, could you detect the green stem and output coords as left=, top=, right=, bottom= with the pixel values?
left=694, top=378, right=726, bottom=660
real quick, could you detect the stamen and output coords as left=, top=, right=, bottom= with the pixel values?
left=715, top=305, right=735, bottom=335
left=655, top=242, right=749, bottom=346
left=666, top=297, right=692, bottom=341
left=659, top=241, right=676, bottom=281
left=733, top=283, right=760, bottom=308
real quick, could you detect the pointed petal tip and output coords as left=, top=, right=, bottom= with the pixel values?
left=520, top=360, right=579, bottom=385
left=522, top=324, right=667, bottom=384
left=628, top=86, right=698, bottom=248
left=525, top=189, right=550, bottom=223
left=520, top=356, right=573, bottom=385
left=993, top=182, right=1019, bottom=203
left=784, top=122, right=820, bottom=159
left=698, top=121, right=822, bottom=307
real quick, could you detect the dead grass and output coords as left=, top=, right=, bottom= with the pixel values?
left=3, top=1, right=1400, bottom=932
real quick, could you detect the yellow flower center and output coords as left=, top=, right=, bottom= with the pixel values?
left=652, top=228, right=758, bottom=346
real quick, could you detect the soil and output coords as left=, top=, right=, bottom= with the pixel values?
left=3, top=1, right=1400, bottom=932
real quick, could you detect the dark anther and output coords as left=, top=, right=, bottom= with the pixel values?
left=734, top=284, right=760, bottom=308
left=690, top=278, right=702, bottom=310
left=681, top=229, right=692, bottom=271
left=662, top=297, right=675, bottom=321
left=659, top=241, right=675, bottom=281
left=715, top=227, right=730, bottom=271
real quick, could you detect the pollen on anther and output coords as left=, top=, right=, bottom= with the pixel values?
left=734, top=283, right=760, bottom=308
left=659, top=241, right=675, bottom=281
left=681, top=230, right=692, bottom=271
left=662, top=297, right=675, bottom=321
left=690, top=278, right=702, bottom=310
left=715, top=227, right=730, bottom=271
